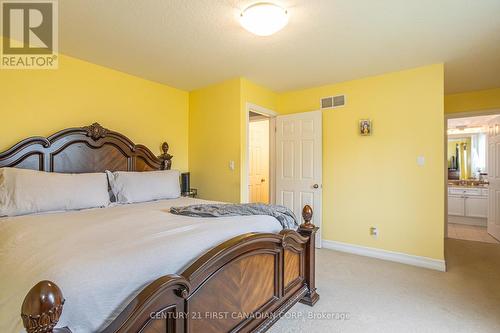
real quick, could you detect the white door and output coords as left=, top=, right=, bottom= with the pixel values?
left=249, top=120, right=270, bottom=203
left=487, top=117, right=500, bottom=241
left=276, top=110, right=322, bottom=247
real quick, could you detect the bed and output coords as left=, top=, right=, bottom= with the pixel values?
left=0, top=123, right=319, bottom=333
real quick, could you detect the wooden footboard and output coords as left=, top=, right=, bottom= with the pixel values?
left=21, top=206, right=319, bottom=333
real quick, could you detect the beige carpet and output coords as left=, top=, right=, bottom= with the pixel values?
left=270, top=239, right=500, bottom=333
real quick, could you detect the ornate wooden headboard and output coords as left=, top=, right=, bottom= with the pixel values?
left=0, top=123, right=173, bottom=173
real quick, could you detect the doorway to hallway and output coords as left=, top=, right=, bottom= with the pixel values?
left=249, top=113, right=270, bottom=203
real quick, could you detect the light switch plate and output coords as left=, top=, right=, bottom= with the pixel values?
left=417, top=156, right=425, bottom=166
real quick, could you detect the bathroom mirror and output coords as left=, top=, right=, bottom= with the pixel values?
left=447, top=133, right=487, bottom=180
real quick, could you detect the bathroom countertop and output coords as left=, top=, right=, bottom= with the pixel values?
left=448, top=184, right=488, bottom=189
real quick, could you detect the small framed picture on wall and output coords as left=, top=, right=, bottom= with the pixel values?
left=359, top=119, right=372, bottom=136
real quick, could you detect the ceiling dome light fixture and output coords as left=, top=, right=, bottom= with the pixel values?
left=240, top=2, right=289, bottom=36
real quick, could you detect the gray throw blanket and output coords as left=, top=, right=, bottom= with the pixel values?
left=170, top=203, right=299, bottom=230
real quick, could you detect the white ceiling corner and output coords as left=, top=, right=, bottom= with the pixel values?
left=58, top=0, right=500, bottom=93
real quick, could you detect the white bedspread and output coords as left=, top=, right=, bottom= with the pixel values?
left=0, top=198, right=282, bottom=333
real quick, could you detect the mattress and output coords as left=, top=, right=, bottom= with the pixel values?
left=0, top=197, right=282, bottom=333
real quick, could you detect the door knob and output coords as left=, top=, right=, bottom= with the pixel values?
left=313, top=184, right=319, bottom=189
left=261, top=178, right=265, bottom=183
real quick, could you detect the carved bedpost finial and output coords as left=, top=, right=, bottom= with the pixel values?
left=298, top=206, right=320, bottom=306
left=300, top=205, right=315, bottom=229
left=21, top=281, right=65, bottom=333
left=158, top=142, right=173, bottom=170
left=83, top=122, right=108, bottom=140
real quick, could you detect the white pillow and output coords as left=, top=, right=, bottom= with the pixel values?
left=106, top=170, right=180, bottom=204
left=0, top=168, right=110, bottom=217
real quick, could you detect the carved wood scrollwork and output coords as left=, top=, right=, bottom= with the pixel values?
left=21, top=303, right=65, bottom=333
left=280, top=229, right=308, bottom=252
left=83, top=123, right=109, bottom=140
left=0, top=123, right=173, bottom=172
left=21, top=281, right=65, bottom=333
left=176, top=287, right=189, bottom=299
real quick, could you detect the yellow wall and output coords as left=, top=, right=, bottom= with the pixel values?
left=1, top=49, right=446, bottom=260
left=240, top=78, right=279, bottom=111
left=0, top=51, right=189, bottom=170
left=278, top=64, right=445, bottom=260
left=189, top=78, right=242, bottom=202
left=445, top=88, right=500, bottom=114
left=188, top=77, right=279, bottom=203
left=190, top=65, right=445, bottom=260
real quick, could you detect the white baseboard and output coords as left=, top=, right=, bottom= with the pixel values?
left=322, top=240, right=446, bottom=272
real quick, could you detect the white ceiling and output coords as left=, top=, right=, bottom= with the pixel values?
left=448, top=115, right=498, bottom=129
left=58, top=0, right=500, bottom=92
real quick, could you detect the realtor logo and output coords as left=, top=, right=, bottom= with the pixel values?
left=1, top=0, right=58, bottom=69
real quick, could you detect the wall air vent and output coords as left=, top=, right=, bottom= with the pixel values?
left=320, top=95, right=346, bottom=110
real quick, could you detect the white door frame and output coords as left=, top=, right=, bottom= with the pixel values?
left=444, top=108, right=500, bottom=240
left=245, top=102, right=277, bottom=204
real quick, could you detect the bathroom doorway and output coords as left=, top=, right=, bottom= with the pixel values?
left=446, top=112, right=500, bottom=244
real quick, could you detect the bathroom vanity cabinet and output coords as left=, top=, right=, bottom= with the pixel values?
left=448, top=187, right=488, bottom=226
